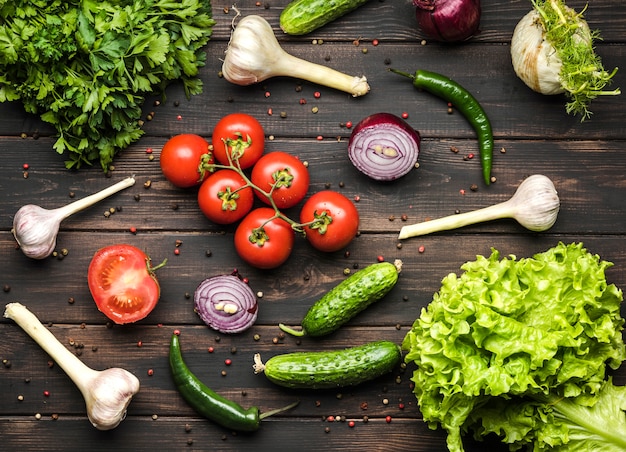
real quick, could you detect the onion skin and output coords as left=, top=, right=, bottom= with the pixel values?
left=413, top=0, right=481, bottom=42
left=348, top=113, right=420, bottom=181
left=194, top=274, right=258, bottom=334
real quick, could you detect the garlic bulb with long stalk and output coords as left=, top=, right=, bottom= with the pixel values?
left=12, top=176, right=135, bottom=259
left=398, top=175, right=559, bottom=239
left=222, top=15, right=370, bottom=97
left=4, top=302, right=140, bottom=430
left=510, top=0, right=619, bottom=121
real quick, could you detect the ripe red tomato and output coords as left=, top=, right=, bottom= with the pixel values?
left=160, top=134, right=212, bottom=188
left=251, top=151, right=310, bottom=209
left=88, top=244, right=164, bottom=324
left=197, top=169, right=254, bottom=224
left=300, top=191, right=359, bottom=252
left=234, top=207, right=295, bottom=269
left=212, top=113, right=265, bottom=169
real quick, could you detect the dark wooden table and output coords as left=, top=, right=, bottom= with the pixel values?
left=1, top=1, right=625, bottom=451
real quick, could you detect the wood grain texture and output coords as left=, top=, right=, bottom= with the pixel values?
left=1, top=1, right=625, bottom=451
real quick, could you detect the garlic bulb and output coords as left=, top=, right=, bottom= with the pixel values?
left=12, top=176, right=135, bottom=259
left=4, top=303, right=140, bottom=430
left=398, top=174, right=560, bottom=239
left=222, top=15, right=370, bottom=97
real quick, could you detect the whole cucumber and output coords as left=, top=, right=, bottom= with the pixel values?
left=253, top=340, right=401, bottom=389
left=280, top=0, right=371, bottom=36
left=279, top=260, right=401, bottom=337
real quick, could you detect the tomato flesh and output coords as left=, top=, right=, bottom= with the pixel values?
left=88, top=244, right=161, bottom=324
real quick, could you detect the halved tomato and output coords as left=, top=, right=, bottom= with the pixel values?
left=88, top=244, right=164, bottom=324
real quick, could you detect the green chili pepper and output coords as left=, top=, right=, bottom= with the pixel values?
left=169, top=333, right=298, bottom=432
left=390, top=69, right=494, bottom=185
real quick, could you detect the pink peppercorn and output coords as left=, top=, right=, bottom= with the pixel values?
left=345, top=121, right=353, bottom=129
left=225, top=359, right=232, bottom=366
left=348, top=421, right=355, bottom=428
left=43, top=390, right=50, bottom=397
left=174, top=329, right=181, bottom=336
left=418, top=245, right=425, bottom=253
left=385, top=415, right=392, bottom=423
left=314, top=91, right=321, bottom=98
left=147, top=369, right=154, bottom=376
left=401, top=112, right=409, bottom=119
left=22, top=163, right=30, bottom=170
left=377, top=255, right=384, bottom=262
left=174, top=248, right=180, bottom=255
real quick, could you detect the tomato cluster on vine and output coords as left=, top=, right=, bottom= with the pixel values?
left=159, top=113, right=359, bottom=269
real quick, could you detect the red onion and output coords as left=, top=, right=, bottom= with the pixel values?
left=194, top=272, right=258, bottom=334
left=413, top=0, right=481, bottom=42
left=347, top=113, right=420, bottom=181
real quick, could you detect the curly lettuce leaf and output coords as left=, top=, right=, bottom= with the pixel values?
left=402, top=242, right=625, bottom=452
left=466, top=378, right=626, bottom=451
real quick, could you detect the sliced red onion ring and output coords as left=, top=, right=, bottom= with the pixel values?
left=194, top=273, right=258, bottom=334
left=348, top=112, right=420, bottom=181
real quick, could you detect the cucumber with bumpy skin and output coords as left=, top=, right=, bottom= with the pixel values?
left=280, top=0, right=371, bottom=36
left=253, top=341, right=401, bottom=389
left=279, top=260, right=402, bottom=337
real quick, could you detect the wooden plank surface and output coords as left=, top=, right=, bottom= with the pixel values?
left=1, top=1, right=625, bottom=451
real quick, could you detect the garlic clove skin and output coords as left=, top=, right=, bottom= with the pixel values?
left=84, top=367, right=141, bottom=430
left=511, top=10, right=564, bottom=95
left=12, top=205, right=65, bottom=259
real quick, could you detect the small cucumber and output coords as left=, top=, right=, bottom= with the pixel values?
left=280, top=0, right=371, bottom=36
left=280, top=260, right=401, bottom=337
left=253, top=340, right=401, bottom=389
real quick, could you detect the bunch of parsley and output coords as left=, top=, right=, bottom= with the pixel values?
left=0, top=0, right=214, bottom=171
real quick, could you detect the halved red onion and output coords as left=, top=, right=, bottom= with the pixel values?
left=194, top=272, right=258, bottom=334
left=413, top=0, right=481, bottom=42
left=347, top=112, right=420, bottom=181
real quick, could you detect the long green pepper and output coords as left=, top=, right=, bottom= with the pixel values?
left=169, top=333, right=298, bottom=432
left=391, top=69, right=494, bottom=185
